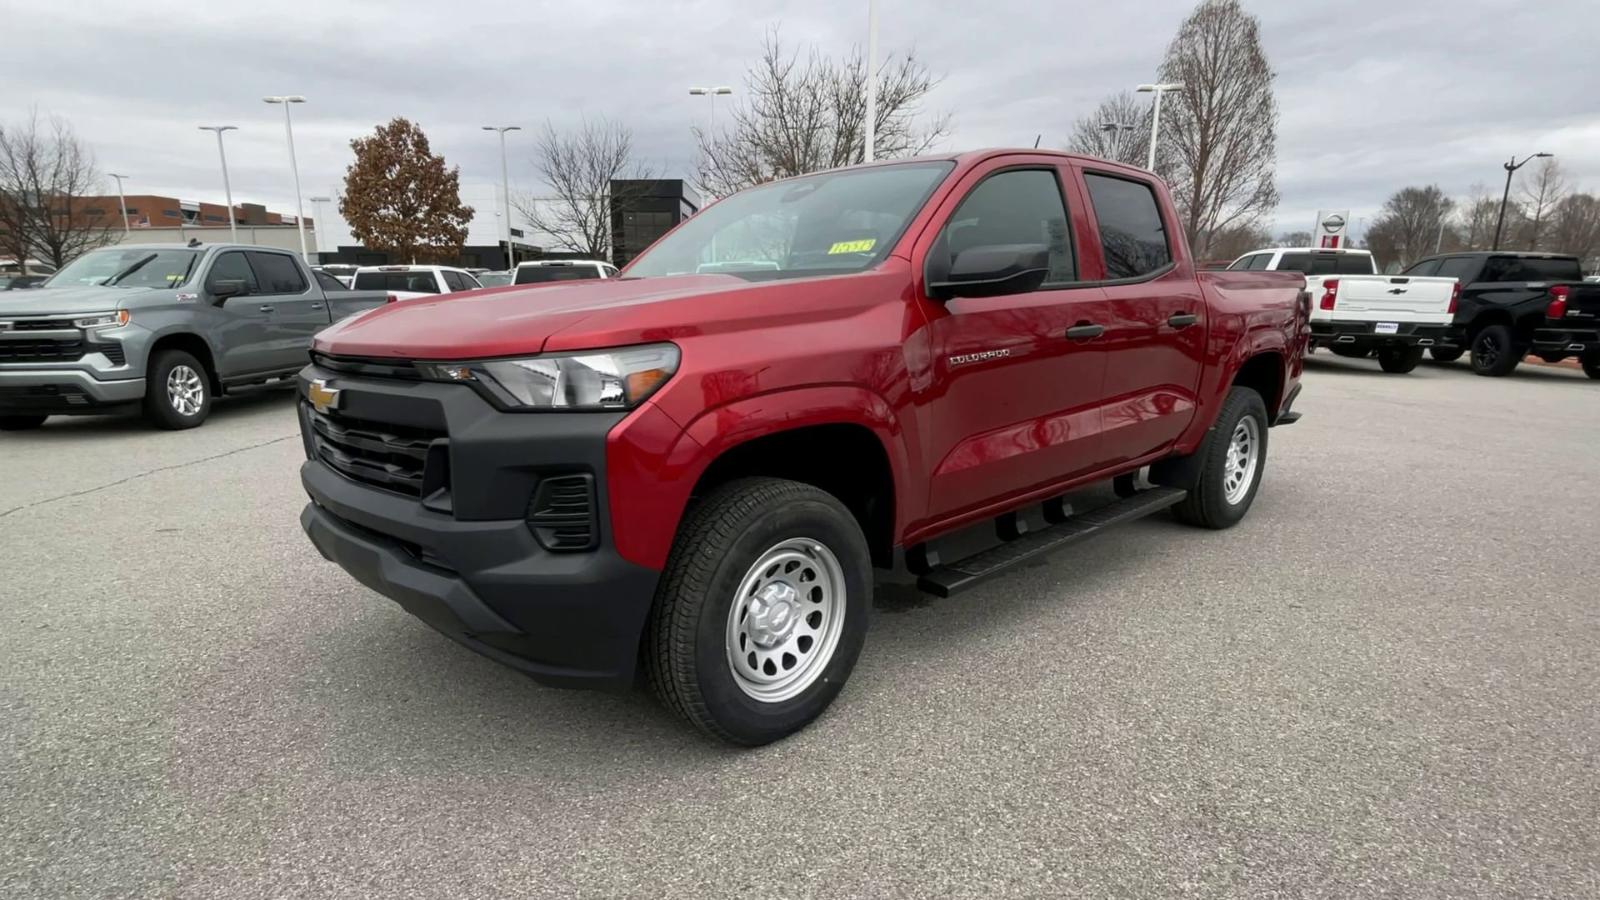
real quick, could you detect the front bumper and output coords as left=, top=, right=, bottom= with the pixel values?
left=1530, top=326, right=1600, bottom=358
left=0, top=368, right=145, bottom=412
left=295, top=364, right=661, bottom=690
left=1309, top=321, right=1459, bottom=349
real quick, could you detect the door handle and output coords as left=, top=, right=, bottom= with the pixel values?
left=310, top=303, right=324, bottom=310
left=258, top=304, right=275, bottom=312
left=1066, top=323, right=1104, bottom=340
left=1168, top=312, right=1199, bottom=328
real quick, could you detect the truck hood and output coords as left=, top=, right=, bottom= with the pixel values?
left=0, top=285, right=152, bottom=317
left=312, top=273, right=874, bottom=360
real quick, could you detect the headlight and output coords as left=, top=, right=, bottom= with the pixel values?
left=74, top=310, right=130, bottom=329
left=422, top=343, right=680, bottom=410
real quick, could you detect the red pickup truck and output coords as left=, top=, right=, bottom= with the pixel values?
left=297, top=150, right=1308, bottom=744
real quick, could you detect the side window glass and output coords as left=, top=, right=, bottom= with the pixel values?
left=207, top=252, right=259, bottom=296
left=1435, top=258, right=1477, bottom=281
left=441, top=271, right=466, bottom=291
left=1337, top=254, right=1375, bottom=274
left=247, top=252, right=308, bottom=293
left=1244, top=254, right=1271, bottom=270
left=463, top=273, right=483, bottom=289
left=1404, top=259, right=1442, bottom=277
left=1083, top=172, right=1172, bottom=280
left=937, top=168, right=1076, bottom=285
left=314, top=271, right=346, bottom=291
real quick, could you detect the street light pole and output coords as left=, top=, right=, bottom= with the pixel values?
left=482, top=126, right=522, bottom=268
left=263, top=95, right=310, bottom=263
left=688, top=87, right=733, bottom=199
left=198, top=126, right=238, bottom=242
left=308, top=196, right=332, bottom=255
left=1136, top=82, right=1184, bottom=172
left=864, top=0, right=879, bottom=162
left=108, top=173, right=131, bottom=233
left=1492, top=151, right=1552, bottom=251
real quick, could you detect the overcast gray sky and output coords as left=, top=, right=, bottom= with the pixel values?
left=5, top=0, right=1596, bottom=248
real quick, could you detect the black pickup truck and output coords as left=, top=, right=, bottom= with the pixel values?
left=1400, top=251, right=1600, bottom=378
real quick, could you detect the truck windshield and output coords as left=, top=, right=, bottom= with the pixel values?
left=47, top=248, right=199, bottom=288
left=625, top=161, right=955, bottom=281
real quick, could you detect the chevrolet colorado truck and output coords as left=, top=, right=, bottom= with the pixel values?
left=0, top=243, right=388, bottom=430
left=296, top=150, right=1309, bottom=744
left=1229, top=247, right=1459, bottom=373
left=1399, top=251, right=1600, bottom=376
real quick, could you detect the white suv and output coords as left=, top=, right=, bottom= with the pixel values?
left=351, top=265, right=483, bottom=301
left=512, top=260, right=619, bottom=286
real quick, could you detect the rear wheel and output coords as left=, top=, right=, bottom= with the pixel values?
left=1428, top=346, right=1463, bottom=363
left=1583, top=356, right=1600, bottom=380
left=1470, top=324, right=1521, bottom=377
left=1155, top=386, right=1268, bottom=530
left=645, top=477, right=871, bottom=745
left=144, top=349, right=212, bottom=429
left=0, top=414, right=48, bottom=431
left=1377, top=345, right=1424, bottom=374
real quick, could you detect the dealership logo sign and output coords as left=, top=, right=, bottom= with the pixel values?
left=1321, top=214, right=1346, bottom=233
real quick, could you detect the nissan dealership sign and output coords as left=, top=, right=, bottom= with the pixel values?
left=1316, top=209, right=1350, bottom=248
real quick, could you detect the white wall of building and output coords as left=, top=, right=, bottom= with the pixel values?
left=108, top=225, right=314, bottom=253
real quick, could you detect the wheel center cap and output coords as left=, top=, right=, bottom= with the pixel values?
left=749, top=583, right=800, bottom=647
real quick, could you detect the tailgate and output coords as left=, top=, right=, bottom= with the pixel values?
left=1331, top=275, right=1456, bottom=322
left=1553, top=283, right=1600, bottom=322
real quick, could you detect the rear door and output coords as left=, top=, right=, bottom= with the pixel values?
left=246, top=251, right=325, bottom=368
left=205, top=250, right=275, bottom=376
left=1077, top=168, right=1205, bottom=466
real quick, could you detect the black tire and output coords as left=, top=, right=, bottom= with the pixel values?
left=1428, top=346, right=1464, bottom=363
left=1583, top=356, right=1600, bottom=381
left=1377, top=345, right=1424, bottom=374
left=143, top=349, right=212, bottom=429
left=1469, top=324, right=1521, bottom=377
left=645, top=477, right=871, bottom=745
left=1154, top=386, right=1268, bottom=530
left=0, top=414, right=48, bottom=431
left=1329, top=345, right=1370, bottom=359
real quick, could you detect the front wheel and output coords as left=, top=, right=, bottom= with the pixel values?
left=645, top=477, right=871, bottom=745
left=1429, top=346, right=1464, bottom=363
left=1377, top=345, right=1424, bottom=374
left=0, top=414, right=48, bottom=431
left=1583, top=356, right=1600, bottom=380
left=144, top=349, right=212, bottom=429
left=1470, top=324, right=1521, bottom=377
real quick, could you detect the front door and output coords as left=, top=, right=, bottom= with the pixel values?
left=910, top=162, right=1114, bottom=526
left=206, top=250, right=276, bottom=377
left=1076, top=168, right=1206, bottom=465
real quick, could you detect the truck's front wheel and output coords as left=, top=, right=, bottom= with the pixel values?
left=645, top=477, right=871, bottom=745
left=144, top=349, right=212, bottom=430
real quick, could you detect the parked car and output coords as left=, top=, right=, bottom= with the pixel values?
left=295, top=149, right=1308, bottom=744
left=0, top=243, right=389, bottom=431
left=476, top=270, right=513, bottom=287
left=1230, top=247, right=1459, bottom=373
left=1399, top=251, right=1600, bottom=376
left=511, top=259, right=619, bottom=285
left=350, top=265, right=483, bottom=301
left=311, top=264, right=358, bottom=288
left=0, top=259, right=58, bottom=278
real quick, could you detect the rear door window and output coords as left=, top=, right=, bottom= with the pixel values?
left=1083, top=172, right=1171, bottom=279
left=313, top=271, right=347, bottom=291
left=1434, top=258, right=1478, bottom=282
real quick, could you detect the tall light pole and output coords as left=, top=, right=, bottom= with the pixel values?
left=1492, top=151, right=1552, bottom=251
left=688, top=87, right=733, bottom=201
left=108, top=173, right=131, bottom=233
left=1136, top=82, right=1184, bottom=172
left=198, top=126, right=238, bottom=242
left=864, top=0, right=879, bottom=162
left=263, top=95, right=310, bottom=262
left=308, top=196, right=332, bottom=255
left=482, top=126, right=521, bottom=268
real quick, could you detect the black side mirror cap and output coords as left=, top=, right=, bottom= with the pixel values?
left=210, top=278, right=247, bottom=301
left=928, top=243, right=1051, bottom=300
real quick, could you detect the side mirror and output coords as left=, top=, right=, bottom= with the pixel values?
left=929, top=243, right=1051, bottom=300
left=210, top=278, right=247, bottom=301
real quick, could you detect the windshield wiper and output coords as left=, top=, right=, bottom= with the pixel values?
left=106, top=253, right=159, bottom=286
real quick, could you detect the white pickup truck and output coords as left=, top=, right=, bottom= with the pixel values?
left=351, top=265, right=484, bottom=301
left=1228, top=248, right=1459, bottom=374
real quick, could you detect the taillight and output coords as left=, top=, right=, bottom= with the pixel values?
left=386, top=293, right=398, bottom=304
left=1320, top=279, right=1339, bottom=311
left=1546, top=284, right=1568, bottom=319
left=1449, top=281, right=1460, bottom=315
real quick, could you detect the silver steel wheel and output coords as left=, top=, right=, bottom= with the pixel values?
left=166, top=364, right=204, bottom=417
left=1222, top=415, right=1260, bottom=505
left=725, top=538, right=847, bottom=703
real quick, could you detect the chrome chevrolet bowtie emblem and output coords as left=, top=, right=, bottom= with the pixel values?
left=307, top=378, right=341, bottom=413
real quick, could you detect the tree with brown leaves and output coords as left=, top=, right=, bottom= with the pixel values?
left=340, top=118, right=472, bottom=263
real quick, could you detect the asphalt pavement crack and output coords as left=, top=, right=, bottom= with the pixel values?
left=0, top=434, right=298, bottom=519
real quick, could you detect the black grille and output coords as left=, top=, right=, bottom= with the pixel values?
left=306, top=404, right=447, bottom=498
left=0, top=384, right=91, bottom=408
left=0, top=339, right=84, bottom=362
left=310, top=353, right=423, bottom=381
left=9, top=318, right=77, bottom=331
left=526, top=474, right=598, bottom=551
left=93, top=342, right=126, bottom=366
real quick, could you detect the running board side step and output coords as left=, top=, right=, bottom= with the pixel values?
left=915, top=487, right=1188, bottom=598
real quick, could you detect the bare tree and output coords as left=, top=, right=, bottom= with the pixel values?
left=1275, top=230, right=1313, bottom=247
left=1515, top=158, right=1568, bottom=250
left=1364, top=185, right=1454, bottom=268
left=1547, top=193, right=1600, bottom=267
left=0, top=111, right=116, bottom=267
left=1454, top=185, right=1503, bottom=251
left=1204, top=222, right=1272, bottom=261
left=1156, top=0, right=1280, bottom=257
left=697, top=32, right=950, bottom=197
left=1065, top=91, right=1148, bottom=166
left=513, top=117, right=651, bottom=261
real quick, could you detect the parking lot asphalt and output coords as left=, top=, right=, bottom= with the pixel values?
left=3, top=358, right=1598, bottom=899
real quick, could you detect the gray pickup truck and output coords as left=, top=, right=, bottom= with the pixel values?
left=0, top=243, right=389, bottom=430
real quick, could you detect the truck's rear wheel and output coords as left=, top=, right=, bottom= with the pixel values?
left=1469, top=324, right=1521, bottom=377
left=144, top=349, right=212, bottom=429
left=1583, top=356, right=1600, bottom=380
left=1429, top=346, right=1463, bottom=363
left=0, top=415, right=48, bottom=431
left=1155, top=386, right=1268, bottom=530
left=1377, top=346, right=1424, bottom=374
left=645, top=477, right=871, bottom=745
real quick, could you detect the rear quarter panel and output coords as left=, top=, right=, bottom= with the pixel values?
left=1179, top=270, right=1306, bottom=452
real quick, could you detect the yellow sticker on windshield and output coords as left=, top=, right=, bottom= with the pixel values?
left=828, top=239, right=876, bottom=255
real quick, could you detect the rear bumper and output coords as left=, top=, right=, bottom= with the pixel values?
left=1309, top=321, right=1459, bottom=349
left=0, top=368, right=145, bottom=413
left=1531, top=326, right=1600, bottom=357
